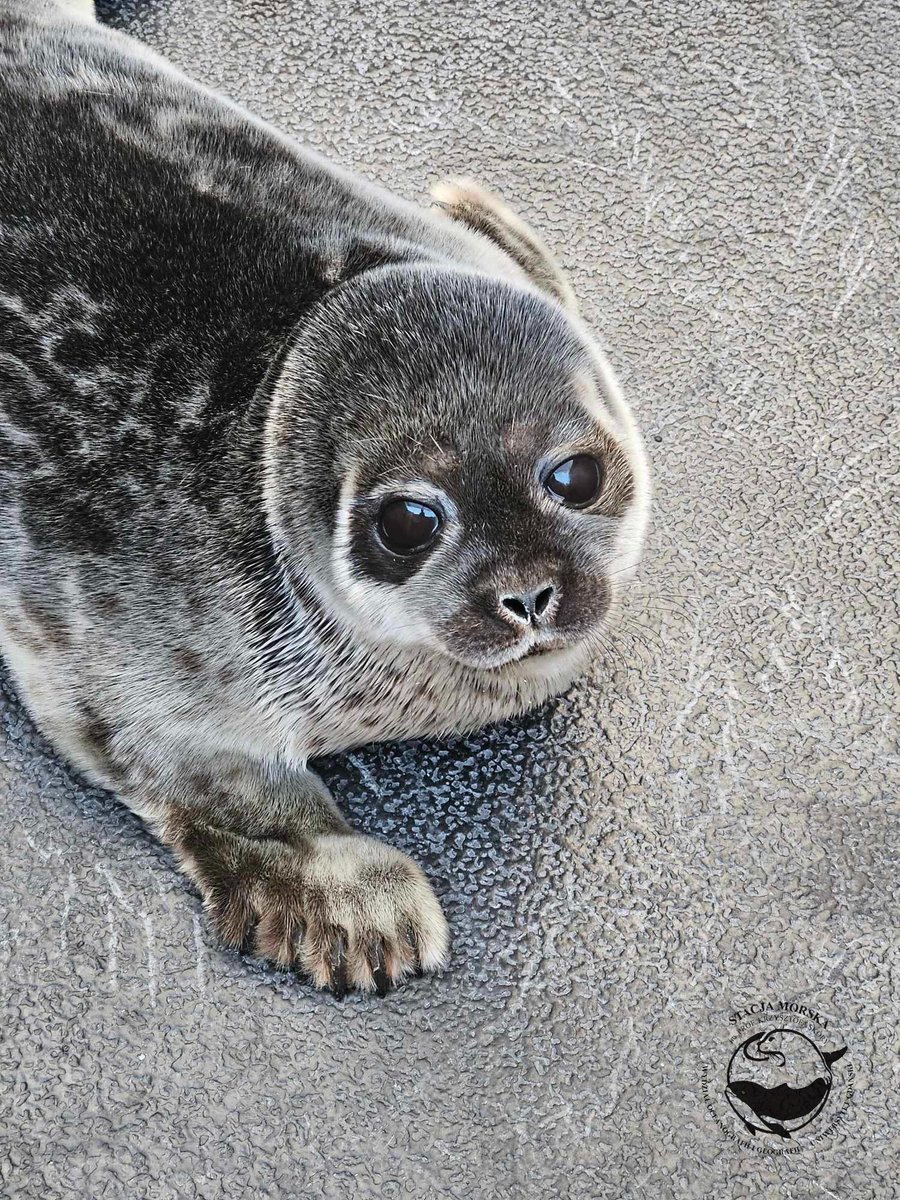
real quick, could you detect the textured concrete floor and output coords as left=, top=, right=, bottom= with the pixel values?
left=2, top=0, right=899, bottom=1196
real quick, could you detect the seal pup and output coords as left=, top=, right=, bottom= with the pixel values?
left=0, top=0, right=651, bottom=994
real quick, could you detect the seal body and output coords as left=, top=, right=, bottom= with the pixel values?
left=0, top=0, right=650, bottom=993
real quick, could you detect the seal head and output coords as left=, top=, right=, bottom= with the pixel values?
left=264, top=263, right=650, bottom=678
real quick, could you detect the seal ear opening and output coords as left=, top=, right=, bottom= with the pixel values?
left=823, top=1046, right=847, bottom=1066
left=431, top=176, right=578, bottom=315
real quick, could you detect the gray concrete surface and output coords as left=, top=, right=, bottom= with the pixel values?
left=2, top=0, right=899, bottom=1196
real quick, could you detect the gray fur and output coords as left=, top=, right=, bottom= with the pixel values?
left=0, top=0, right=650, bottom=993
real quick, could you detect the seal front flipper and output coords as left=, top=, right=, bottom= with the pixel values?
left=139, top=757, right=450, bottom=996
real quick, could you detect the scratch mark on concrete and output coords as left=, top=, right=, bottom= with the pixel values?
left=796, top=141, right=862, bottom=248
left=784, top=1, right=829, bottom=122
left=799, top=485, right=865, bottom=544
left=348, top=753, right=386, bottom=801
left=832, top=221, right=875, bottom=321
left=193, top=912, right=206, bottom=994
left=143, top=912, right=157, bottom=1007
left=25, top=834, right=59, bottom=861
left=592, top=1011, right=637, bottom=1125
left=106, top=903, right=118, bottom=992
left=96, top=864, right=135, bottom=914
left=59, top=870, right=76, bottom=953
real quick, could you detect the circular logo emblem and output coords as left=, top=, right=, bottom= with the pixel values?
left=725, top=1028, right=846, bottom=1139
left=701, top=1003, right=855, bottom=1153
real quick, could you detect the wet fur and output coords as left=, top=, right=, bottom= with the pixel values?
left=0, top=0, right=650, bottom=993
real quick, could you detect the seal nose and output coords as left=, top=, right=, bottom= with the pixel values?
left=499, top=583, right=556, bottom=627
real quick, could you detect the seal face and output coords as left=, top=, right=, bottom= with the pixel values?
left=266, top=265, right=648, bottom=683
left=0, top=0, right=650, bottom=994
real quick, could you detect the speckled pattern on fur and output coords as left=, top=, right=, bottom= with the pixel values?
left=1, top=0, right=898, bottom=1196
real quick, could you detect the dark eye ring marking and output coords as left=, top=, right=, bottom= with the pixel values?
left=377, top=498, right=442, bottom=555
left=543, top=454, right=604, bottom=508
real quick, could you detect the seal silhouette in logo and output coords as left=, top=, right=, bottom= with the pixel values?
left=725, top=1028, right=847, bottom=1138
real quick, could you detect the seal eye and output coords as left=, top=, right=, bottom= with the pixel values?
left=544, top=455, right=603, bottom=508
left=377, top=498, right=441, bottom=555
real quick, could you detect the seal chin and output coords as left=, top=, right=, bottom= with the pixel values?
left=503, top=640, right=590, bottom=680
left=441, top=635, right=590, bottom=679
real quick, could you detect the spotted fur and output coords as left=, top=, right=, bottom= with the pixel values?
left=0, top=0, right=650, bottom=994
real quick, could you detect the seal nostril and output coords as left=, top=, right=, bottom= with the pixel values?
left=499, top=585, right=556, bottom=626
left=533, top=586, right=554, bottom=617
left=501, top=596, right=530, bottom=622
